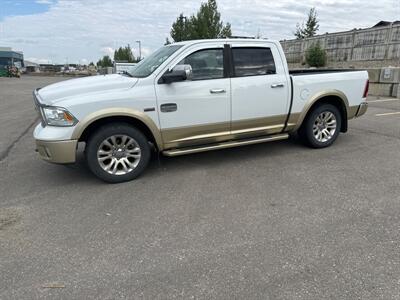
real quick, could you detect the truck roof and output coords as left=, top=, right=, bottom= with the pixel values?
left=171, top=38, right=277, bottom=46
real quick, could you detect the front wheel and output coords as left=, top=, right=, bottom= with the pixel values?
left=300, top=104, right=342, bottom=148
left=85, top=123, right=151, bottom=183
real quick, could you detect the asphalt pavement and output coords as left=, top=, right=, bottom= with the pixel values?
left=1, top=76, right=399, bottom=299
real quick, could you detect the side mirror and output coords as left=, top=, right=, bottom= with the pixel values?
left=159, top=64, right=193, bottom=84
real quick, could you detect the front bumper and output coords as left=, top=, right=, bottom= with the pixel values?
left=35, top=139, right=78, bottom=164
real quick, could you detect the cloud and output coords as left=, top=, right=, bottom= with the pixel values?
left=35, top=0, right=54, bottom=4
left=139, top=47, right=152, bottom=59
left=101, top=47, right=115, bottom=57
left=0, top=0, right=398, bottom=63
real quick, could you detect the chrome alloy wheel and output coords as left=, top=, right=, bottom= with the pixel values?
left=312, top=111, right=337, bottom=143
left=97, top=135, right=141, bottom=175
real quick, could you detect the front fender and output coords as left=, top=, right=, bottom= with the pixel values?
left=71, top=108, right=164, bottom=150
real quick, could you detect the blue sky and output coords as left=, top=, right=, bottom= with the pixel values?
left=0, top=0, right=399, bottom=64
left=0, top=0, right=53, bottom=21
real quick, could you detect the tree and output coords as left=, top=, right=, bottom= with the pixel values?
left=170, top=14, right=191, bottom=42
left=294, top=7, right=319, bottom=39
left=164, top=37, right=172, bottom=45
left=96, top=55, right=113, bottom=68
left=305, top=42, right=326, bottom=67
left=114, top=45, right=136, bottom=62
left=190, top=0, right=231, bottom=39
left=219, top=22, right=232, bottom=38
left=169, top=0, right=232, bottom=42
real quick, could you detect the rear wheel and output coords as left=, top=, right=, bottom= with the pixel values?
left=300, top=104, right=342, bottom=148
left=85, top=123, right=151, bottom=183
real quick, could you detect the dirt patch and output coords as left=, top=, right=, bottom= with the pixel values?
left=0, top=207, right=22, bottom=230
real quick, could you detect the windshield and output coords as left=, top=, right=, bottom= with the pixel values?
left=129, top=45, right=182, bottom=78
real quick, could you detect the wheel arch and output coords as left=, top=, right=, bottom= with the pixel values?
left=72, top=108, right=164, bottom=151
left=293, top=90, right=349, bottom=133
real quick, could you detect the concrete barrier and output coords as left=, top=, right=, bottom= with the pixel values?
left=393, top=84, right=399, bottom=98
left=367, top=67, right=400, bottom=97
left=379, top=68, right=400, bottom=83
left=369, top=83, right=396, bottom=97
left=367, top=69, right=381, bottom=83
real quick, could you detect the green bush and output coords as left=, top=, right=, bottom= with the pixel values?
left=305, top=42, right=327, bottom=67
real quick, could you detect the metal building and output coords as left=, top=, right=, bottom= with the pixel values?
left=0, top=47, right=24, bottom=75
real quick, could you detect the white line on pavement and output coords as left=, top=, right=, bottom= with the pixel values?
left=375, top=111, right=400, bottom=117
left=368, top=98, right=400, bottom=103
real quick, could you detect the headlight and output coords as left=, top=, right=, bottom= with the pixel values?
left=42, top=106, right=78, bottom=127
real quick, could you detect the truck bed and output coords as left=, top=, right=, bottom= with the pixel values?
left=289, top=69, right=368, bottom=123
left=289, top=69, right=363, bottom=76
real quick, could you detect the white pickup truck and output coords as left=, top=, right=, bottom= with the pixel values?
left=33, top=39, right=369, bottom=183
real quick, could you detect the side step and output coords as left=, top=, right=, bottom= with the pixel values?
left=162, top=133, right=289, bottom=157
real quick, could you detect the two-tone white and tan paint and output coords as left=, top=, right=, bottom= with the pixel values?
left=33, top=39, right=369, bottom=163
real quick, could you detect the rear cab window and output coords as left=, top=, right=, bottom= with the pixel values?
left=232, top=47, right=276, bottom=77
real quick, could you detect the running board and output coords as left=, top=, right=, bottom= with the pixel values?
left=162, top=133, right=289, bottom=157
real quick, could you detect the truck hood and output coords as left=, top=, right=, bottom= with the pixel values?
left=37, top=74, right=138, bottom=105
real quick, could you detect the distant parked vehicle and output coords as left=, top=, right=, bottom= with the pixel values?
left=33, top=39, right=369, bottom=183
left=7, top=66, right=21, bottom=78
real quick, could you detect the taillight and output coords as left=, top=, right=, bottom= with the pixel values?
left=363, top=80, right=369, bottom=98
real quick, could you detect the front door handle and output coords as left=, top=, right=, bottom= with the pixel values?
left=210, top=89, right=226, bottom=94
left=160, top=103, right=177, bottom=112
left=271, top=83, right=285, bottom=88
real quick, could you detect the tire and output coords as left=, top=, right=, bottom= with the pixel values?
left=299, top=103, right=342, bottom=148
left=85, top=123, right=151, bottom=183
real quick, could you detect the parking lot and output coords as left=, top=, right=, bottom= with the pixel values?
left=1, top=76, right=399, bottom=299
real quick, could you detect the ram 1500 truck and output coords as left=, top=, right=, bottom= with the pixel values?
left=33, top=39, right=369, bottom=183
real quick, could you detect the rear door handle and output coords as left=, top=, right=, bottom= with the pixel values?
left=271, top=83, right=285, bottom=88
left=160, top=103, right=177, bottom=112
left=210, top=89, right=226, bottom=94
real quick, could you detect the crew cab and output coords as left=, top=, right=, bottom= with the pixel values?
left=33, top=39, right=369, bottom=183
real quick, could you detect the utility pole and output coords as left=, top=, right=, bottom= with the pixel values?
left=136, top=40, right=141, bottom=61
